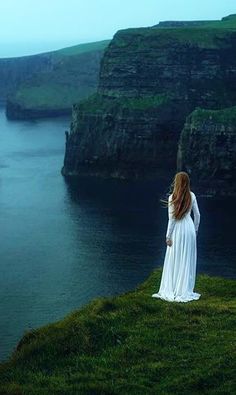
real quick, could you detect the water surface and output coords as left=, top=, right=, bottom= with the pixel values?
left=0, top=107, right=235, bottom=361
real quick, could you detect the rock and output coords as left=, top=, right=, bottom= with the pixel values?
left=62, top=15, right=236, bottom=192
left=0, top=53, right=53, bottom=102
left=61, top=94, right=185, bottom=179
left=2, top=41, right=110, bottom=119
left=177, top=106, right=236, bottom=196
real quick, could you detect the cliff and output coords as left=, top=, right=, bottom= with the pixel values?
left=177, top=106, right=236, bottom=196
left=3, top=40, right=110, bottom=119
left=0, top=53, right=53, bottom=102
left=62, top=15, right=236, bottom=188
left=0, top=268, right=235, bottom=394
left=62, top=93, right=185, bottom=179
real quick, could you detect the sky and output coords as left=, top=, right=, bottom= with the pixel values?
left=0, top=0, right=235, bottom=57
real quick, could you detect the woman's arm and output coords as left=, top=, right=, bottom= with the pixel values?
left=166, top=195, right=176, bottom=245
left=192, top=193, right=200, bottom=234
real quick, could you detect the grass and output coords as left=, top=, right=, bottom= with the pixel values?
left=75, top=93, right=172, bottom=114
left=156, top=14, right=236, bottom=30
left=53, top=40, right=110, bottom=58
left=11, top=82, right=95, bottom=110
left=8, top=40, right=110, bottom=113
left=186, top=106, right=236, bottom=126
left=112, top=14, right=236, bottom=50
left=0, top=268, right=235, bottom=395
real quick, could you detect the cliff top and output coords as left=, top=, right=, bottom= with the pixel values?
left=111, top=14, right=236, bottom=49
left=187, top=106, right=236, bottom=125
left=52, top=39, right=110, bottom=58
left=0, top=268, right=235, bottom=394
left=1, top=39, right=110, bottom=61
left=154, top=14, right=236, bottom=29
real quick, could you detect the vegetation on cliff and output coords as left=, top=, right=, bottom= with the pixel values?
left=62, top=14, right=236, bottom=192
left=6, top=40, right=110, bottom=119
left=0, top=269, right=235, bottom=394
left=177, top=106, right=236, bottom=196
left=75, top=92, right=171, bottom=113
left=184, top=105, right=236, bottom=125
left=112, top=25, right=236, bottom=50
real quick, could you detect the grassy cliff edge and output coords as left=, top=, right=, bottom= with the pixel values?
left=0, top=268, right=235, bottom=394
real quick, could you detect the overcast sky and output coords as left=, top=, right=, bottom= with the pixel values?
left=0, top=0, right=235, bottom=57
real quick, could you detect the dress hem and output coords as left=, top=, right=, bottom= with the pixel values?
left=151, top=292, right=201, bottom=303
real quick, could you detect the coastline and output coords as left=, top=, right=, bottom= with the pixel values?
left=0, top=268, right=235, bottom=394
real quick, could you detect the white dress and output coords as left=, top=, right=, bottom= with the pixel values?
left=152, top=191, right=201, bottom=302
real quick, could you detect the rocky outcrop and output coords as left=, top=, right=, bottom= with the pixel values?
left=62, top=94, right=185, bottom=179
left=62, top=15, right=236, bottom=189
left=177, top=107, right=236, bottom=196
left=98, top=27, right=236, bottom=102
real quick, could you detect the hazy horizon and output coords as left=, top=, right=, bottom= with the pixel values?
left=0, top=0, right=236, bottom=58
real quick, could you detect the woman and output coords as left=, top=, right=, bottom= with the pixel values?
left=152, top=172, right=201, bottom=302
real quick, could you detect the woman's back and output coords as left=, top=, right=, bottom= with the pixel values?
left=152, top=172, right=201, bottom=302
left=169, top=190, right=200, bottom=225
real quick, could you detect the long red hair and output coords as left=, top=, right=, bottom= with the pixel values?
left=167, top=172, right=192, bottom=220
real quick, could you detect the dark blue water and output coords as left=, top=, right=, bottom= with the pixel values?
left=0, top=107, right=235, bottom=362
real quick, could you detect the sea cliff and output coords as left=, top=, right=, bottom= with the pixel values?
left=178, top=106, right=236, bottom=196
left=3, top=40, right=110, bottom=119
left=62, top=15, right=236, bottom=194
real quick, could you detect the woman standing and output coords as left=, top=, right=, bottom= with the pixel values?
left=152, top=172, right=201, bottom=302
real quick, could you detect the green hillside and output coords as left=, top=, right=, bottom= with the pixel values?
left=53, top=40, right=111, bottom=57
left=0, top=269, right=235, bottom=394
left=6, top=40, right=110, bottom=119
left=115, top=14, right=236, bottom=50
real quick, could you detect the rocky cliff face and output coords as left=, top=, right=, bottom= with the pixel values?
left=177, top=107, right=236, bottom=196
left=0, top=53, right=53, bottom=102
left=6, top=50, right=105, bottom=119
left=98, top=27, right=236, bottom=103
left=0, top=40, right=109, bottom=119
left=62, top=94, right=184, bottom=178
left=62, top=16, right=236, bottom=189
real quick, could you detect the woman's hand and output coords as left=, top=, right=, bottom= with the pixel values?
left=166, top=238, right=173, bottom=247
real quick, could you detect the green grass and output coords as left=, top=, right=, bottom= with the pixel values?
left=156, top=14, right=236, bottom=30
left=11, top=81, right=95, bottom=110
left=186, top=106, right=236, bottom=126
left=0, top=268, right=235, bottom=395
left=75, top=93, right=171, bottom=114
left=8, top=40, right=110, bottom=113
left=112, top=14, right=236, bottom=50
left=113, top=27, right=236, bottom=50
left=53, top=40, right=110, bottom=57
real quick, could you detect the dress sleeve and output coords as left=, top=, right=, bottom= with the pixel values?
left=192, top=193, right=200, bottom=232
left=166, top=195, right=176, bottom=239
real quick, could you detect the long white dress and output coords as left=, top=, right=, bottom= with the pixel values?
left=152, top=191, right=201, bottom=302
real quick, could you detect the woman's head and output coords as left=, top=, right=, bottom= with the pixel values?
left=170, top=172, right=191, bottom=220
left=172, top=171, right=190, bottom=194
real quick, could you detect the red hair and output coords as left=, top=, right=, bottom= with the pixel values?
left=169, top=172, right=191, bottom=220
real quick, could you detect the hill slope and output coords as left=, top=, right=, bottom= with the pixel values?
left=5, top=40, right=110, bottom=119
left=0, top=269, right=235, bottom=394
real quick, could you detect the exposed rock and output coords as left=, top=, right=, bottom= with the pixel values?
left=98, top=27, right=236, bottom=103
left=62, top=15, right=236, bottom=190
left=62, top=94, right=184, bottom=179
left=2, top=41, right=109, bottom=119
left=0, top=53, right=53, bottom=102
left=177, top=107, right=236, bottom=196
